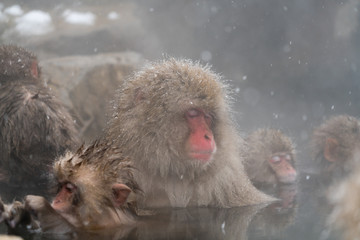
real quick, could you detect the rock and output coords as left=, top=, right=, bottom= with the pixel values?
left=40, top=51, right=145, bottom=141
left=0, top=235, right=23, bottom=240
left=0, top=2, right=161, bottom=59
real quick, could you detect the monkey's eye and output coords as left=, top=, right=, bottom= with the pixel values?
left=270, top=156, right=281, bottom=164
left=285, top=154, right=292, bottom=161
left=65, top=182, right=76, bottom=193
left=186, top=109, right=201, bottom=118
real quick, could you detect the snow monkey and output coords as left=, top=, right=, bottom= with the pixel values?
left=106, top=58, right=274, bottom=208
left=0, top=45, right=80, bottom=186
left=312, top=115, right=360, bottom=179
left=244, top=128, right=297, bottom=185
left=0, top=141, right=140, bottom=233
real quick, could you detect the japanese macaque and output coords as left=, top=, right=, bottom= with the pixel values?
left=0, top=45, right=80, bottom=186
left=0, top=141, right=140, bottom=234
left=106, top=58, right=273, bottom=208
left=244, top=128, right=297, bottom=186
left=312, top=115, right=360, bottom=178
left=327, top=165, right=360, bottom=240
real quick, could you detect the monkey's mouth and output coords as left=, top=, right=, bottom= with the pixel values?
left=278, top=173, right=297, bottom=184
left=189, top=151, right=214, bottom=162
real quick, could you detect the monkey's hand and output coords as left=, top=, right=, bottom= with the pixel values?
left=24, top=195, right=52, bottom=230
left=5, top=201, right=26, bottom=228
left=0, top=199, right=37, bottom=230
left=25, top=195, right=49, bottom=213
left=25, top=195, right=74, bottom=234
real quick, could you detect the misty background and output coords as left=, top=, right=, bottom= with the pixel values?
left=1, top=0, right=360, bottom=172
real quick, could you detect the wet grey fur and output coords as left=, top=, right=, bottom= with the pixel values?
left=0, top=45, right=80, bottom=185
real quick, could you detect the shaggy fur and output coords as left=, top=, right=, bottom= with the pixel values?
left=328, top=165, right=360, bottom=240
left=0, top=45, right=40, bottom=80
left=52, top=141, right=140, bottom=229
left=106, top=58, right=273, bottom=208
left=312, top=115, right=360, bottom=174
left=0, top=45, right=79, bottom=185
left=244, top=128, right=296, bottom=185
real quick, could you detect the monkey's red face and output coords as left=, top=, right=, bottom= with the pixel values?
left=185, top=109, right=217, bottom=163
left=51, top=182, right=77, bottom=214
left=268, top=153, right=297, bottom=184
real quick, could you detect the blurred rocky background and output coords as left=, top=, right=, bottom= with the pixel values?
left=0, top=0, right=359, bottom=171
left=41, top=52, right=144, bottom=141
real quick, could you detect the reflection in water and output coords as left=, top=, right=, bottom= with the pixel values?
left=0, top=184, right=302, bottom=240
left=0, top=204, right=264, bottom=240
left=136, top=206, right=264, bottom=240
left=248, top=184, right=297, bottom=239
left=0, top=167, right=345, bottom=240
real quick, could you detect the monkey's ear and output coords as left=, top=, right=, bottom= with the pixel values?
left=324, top=137, right=339, bottom=162
left=112, top=183, right=132, bottom=207
left=30, top=60, right=39, bottom=78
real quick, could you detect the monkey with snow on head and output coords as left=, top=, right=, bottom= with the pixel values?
left=106, top=58, right=274, bottom=208
left=0, top=45, right=80, bottom=187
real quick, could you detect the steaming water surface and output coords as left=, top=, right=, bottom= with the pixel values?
left=0, top=172, right=340, bottom=240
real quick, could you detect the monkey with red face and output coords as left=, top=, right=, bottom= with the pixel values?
left=0, top=141, right=140, bottom=234
left=106, top=58, right=273, bottom=208
left=244, top=128, right=297, bottom=186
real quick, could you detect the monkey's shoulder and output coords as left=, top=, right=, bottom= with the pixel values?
left=0, top=81, right=77, bottom=145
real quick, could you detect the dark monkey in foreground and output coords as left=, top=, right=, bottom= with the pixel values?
left=106, top=58, right=273, bottom=208
left=0, top=141, right=140, bottom=233
left=0, top=45, right=80, bottom=185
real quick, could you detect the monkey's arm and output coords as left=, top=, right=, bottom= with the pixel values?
left=0, top=198, right=39, bottom=230
left=24, top=195, right=75, bottom=234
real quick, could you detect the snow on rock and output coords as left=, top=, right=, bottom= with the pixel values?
left=107, top=11, right=119, bottom=20
left=4, top=5, right=23, bottom=16
left=14, top=10, right=53, bottom=36
left=62, top=10, right=96, bottom=25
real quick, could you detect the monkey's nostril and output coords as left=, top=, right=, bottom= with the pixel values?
left=204, top=134, right=210, bottom=140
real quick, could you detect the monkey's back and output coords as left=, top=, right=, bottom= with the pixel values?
left=0, top=80, right=80, bottom=185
